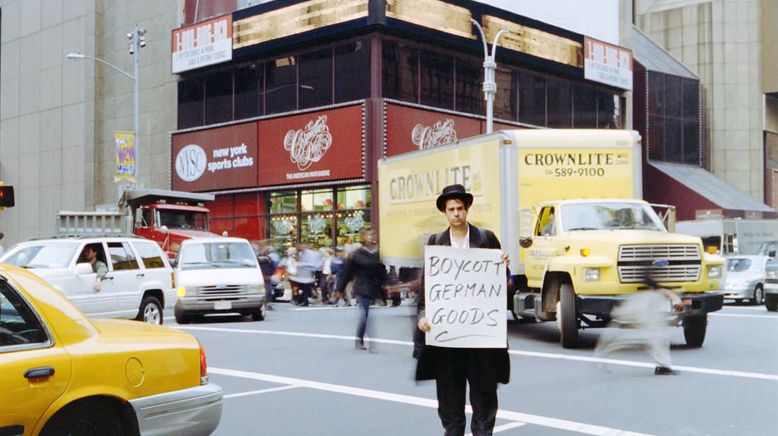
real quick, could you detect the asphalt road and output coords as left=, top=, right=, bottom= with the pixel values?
left=167, top=301, right=778, bottom=436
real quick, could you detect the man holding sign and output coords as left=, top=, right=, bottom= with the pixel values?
left=416, top=184, right=510, bottom=436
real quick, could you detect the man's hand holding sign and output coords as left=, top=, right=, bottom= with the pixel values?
left=421, top=246, right=507, bottom=348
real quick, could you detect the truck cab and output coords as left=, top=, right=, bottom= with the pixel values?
left=517, top=198, right=725, bottom=348
left=135, top=203, right=213, bottom=258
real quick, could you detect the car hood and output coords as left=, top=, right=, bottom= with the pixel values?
left=90, top=318, right=198, bottom=345
left=725, top=271, right=763, bottom=282
left=176, top=268, right=262, bottom=287
left=23, top=267, right=76, bottom=283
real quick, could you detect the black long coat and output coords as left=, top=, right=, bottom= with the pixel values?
left=415, top=223, right=511, bottom=386
left=335, top=247, right=387, bottom=300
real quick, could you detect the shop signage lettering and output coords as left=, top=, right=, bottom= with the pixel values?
left=424, top=245, right=507, bottom=348
left=175, top=144, right=207, bottom=182
left=208, top=143, right=254, bottom=173
left=412, top=119, right=458, bottom=150
left=389, top=165, right=471, bottom=202
left=284, top=115, right=333, bottom=171
left=523, top=152, right=621, bottom=166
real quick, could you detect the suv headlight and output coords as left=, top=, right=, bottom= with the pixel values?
left=584, top=268, right=600, bottom=281
left=768, top=270, right=777, bottom=279
left=708, top=266, right=722, bottom=279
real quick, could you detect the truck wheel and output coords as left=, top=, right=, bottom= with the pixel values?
left=174, top=307, right=193, bottom=324
left=557, top=283, right=579, bottom=349
left=752, top=285, right=764, bottom=305
left=683, top=316, right=707, bottom=348
left=766, top=295, right=778, bottom=312
left=136, top=296, right=163, bottom=325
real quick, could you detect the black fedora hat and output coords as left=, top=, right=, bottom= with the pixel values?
left=436, top=184, right=473, bottom=212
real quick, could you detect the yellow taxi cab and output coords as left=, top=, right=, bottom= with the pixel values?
left=0, top=264, right=222, bottom=435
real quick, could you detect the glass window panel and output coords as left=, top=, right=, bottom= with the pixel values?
left=135, top=242, right=166, bottom=269
left=235, top=64, right=261, bottom=120
left=300, top=189, right=334, bottom=212
left=683, top=78, right=699, bottom=120
left=337, top=185, right=371, bottom=209
left=336, top=210, right=371, bottom=247
left=683, top=120, right=700, bottom=164
left=269, top=214, right=298, bottom=247
left=664, top=118, right=682, bottom=163
left=573, top=85, right=597, bottom=128
left=265, top=56, right=297, bottom=114
left=454, top=56, right=484, bottom=115
left=299, top=48, right=333, bottom=109
left=665, top=75, right=682, bottom=118
left=270, top=191, right=298, bottom=213
left=205, top=72, right=233, bottom=124
left=597, top=92, right=618, bottom=128
left=648, top=71, right=665, bottom=116
left=546, top=79, right=572, bottom=128
left=420, top=50, right=454, bottom=109
left=493, top=68, right=514, bottom=121
left=518, top=72, right=546, bottom=126
left=0, top=282, right=48, bottom=346
left=301, top=213, right=334, bottom=248
left=178, top=78, right=203, bottom=129
left=335, top=40, right=371, bottom=103
left=107, top=242, right=138, bottom=271
left=648, top=116, right=664, bottom=160
left=382, top=40, right=418, bottom=103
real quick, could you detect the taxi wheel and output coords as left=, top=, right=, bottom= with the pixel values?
left=41, top=399, right=125, bottom=436
left=137, top=296, right=163, bottom=325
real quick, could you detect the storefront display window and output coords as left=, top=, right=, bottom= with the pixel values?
left=336, top=186, right=371, bottom=209
left=270, top=191, right=298, bottom=213
left=301, top=213, right=333, bottom=247
left=269, top=214, right=298, bottom=249
left=336, top=210, right=371, bottom=247
left=301, top=189, right=334, bottom=212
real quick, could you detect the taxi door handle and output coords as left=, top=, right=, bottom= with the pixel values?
left=24, top=366, right=54, bottom=379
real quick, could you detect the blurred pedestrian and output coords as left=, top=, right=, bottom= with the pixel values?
left=295, top=244, right=320, bottom=307
left=336, top=229, right=387, bottom=351
left=595, top=278, right=684, bottom=375
left=257, top=244, right=278, bottom=310
left=328, top=246, right=347, bottom=306
left=284, top=247, right=302, bottom=305
left=0, top=232, right=5, bottom=257
left=416, top=184, right=510, bottom=436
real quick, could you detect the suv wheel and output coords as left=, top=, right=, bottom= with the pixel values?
left=137, top=296, right=163, bottom=325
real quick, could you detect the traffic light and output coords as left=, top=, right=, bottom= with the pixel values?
left=0, top=185, right=15, bottom=208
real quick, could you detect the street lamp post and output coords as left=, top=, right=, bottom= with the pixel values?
left=471, top=19, right=508, bottom=134
left=67, top=24, right=146, bottom=187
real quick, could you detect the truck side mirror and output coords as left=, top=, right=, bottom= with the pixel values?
left=519, top=237, right=533, bottom=248
left=160, top=225, right=169, bottom=234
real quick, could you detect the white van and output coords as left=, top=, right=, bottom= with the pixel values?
left=174, top=237, right=266, bottom=323
left=0, top=237, right=175, bottom=324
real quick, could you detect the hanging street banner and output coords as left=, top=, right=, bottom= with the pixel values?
left=114, top=131, right=136, bottom=182
left=424, top=246, right=507, bottom=348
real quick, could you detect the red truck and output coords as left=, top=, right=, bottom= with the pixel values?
left=56, top=188, right=218, bottom=259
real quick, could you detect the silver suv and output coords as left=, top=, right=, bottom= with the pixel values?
left=0, top=237, right=175, bottom=324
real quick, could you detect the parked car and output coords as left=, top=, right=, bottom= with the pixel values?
left=764, top=262, right=778, bottom=311
left=0, top=237, right=176, bottom=324
left=174, top=237, right=266, bottom=323
left=0, top=264, right=222, bottom=435
left=724, top=255, right=770, bottom=305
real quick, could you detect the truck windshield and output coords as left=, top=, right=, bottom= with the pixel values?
left=1, top=243, right=80, bottom=269
left=561, top=202, right=665, bottom=232
left=158, top=210, right=208, bottom=231
left=178, top=242, right=257, bottom=270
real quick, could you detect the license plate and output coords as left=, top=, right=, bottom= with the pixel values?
left=214, top=301, right=232, bottom=310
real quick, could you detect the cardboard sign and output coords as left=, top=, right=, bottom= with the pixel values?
left=424, top=246, right=507, bottom=348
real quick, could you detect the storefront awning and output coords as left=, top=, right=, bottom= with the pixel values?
left=649, top=161, right=775, bottom=213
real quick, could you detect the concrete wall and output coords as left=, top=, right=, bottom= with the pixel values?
left=637, top=0, right=766, bottom=204
left=0, top=0, right=180, bottom=245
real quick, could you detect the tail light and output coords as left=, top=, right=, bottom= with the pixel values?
left=199, top=340, right=209, bottom=384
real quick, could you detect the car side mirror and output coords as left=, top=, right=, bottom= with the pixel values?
left=76, top=263, right=93, bottom=275
left=770, top=250, right=776, bottom=258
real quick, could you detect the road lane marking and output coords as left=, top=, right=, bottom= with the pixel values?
left=223, top=385, right=300, bottom=399
left=180, top=326, right=778, bottom=381
left=710, top=313, right=778, bottom=319
left=210, top=367, right=650, bottom=436
left=466, top=422, right=526, bottom=436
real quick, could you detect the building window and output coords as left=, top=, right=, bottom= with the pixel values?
left=547, top=79, right=572, bottom=128
left=518, top=72, right=546, bottom=126
left=299, top=48, right=333, bottom=109
left=335, top=40, right=371, bottom=103
left=266, top=56, right=298, bottom=114
left=420, top=50, right=454, bottom=109
left=178, top=78, right=204, bottom=129
left=646, top=71, right=701, bottom=164
left=573, top=85, right=597, bottom=128
left=382, top=40, right=419, bottom=103
left=205, top=72, right=233, bottom=124
left=235, top=65, right=261, bottom=120
left=455, top=56, right=484, bottom=115
left=493, top=68, right=515, bottom=121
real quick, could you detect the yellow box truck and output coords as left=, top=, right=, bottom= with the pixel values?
left=378, top=129, right=724, bottom=348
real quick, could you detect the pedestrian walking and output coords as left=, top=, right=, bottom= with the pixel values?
left=336, top=229, right=387, bottom=351
left=257, top=244, right=278, bottom=310
left=416, top=184, right=510, bottom=436
left=595, top=277, right=684, bottom=375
